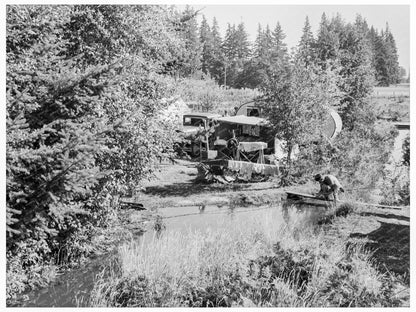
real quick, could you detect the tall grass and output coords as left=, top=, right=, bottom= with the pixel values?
left=89, top=206, right=403, bottom=307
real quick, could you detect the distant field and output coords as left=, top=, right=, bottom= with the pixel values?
left=370, top=84, right=410, bottom=122
left=372, top=85, right=410, bottom=98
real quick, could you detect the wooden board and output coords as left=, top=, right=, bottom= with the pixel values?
left=286, top=191, right=333, bottom=202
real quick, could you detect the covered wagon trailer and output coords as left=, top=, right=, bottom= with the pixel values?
left=198, top=115, right=280, bottom=183
left=235, top=102, right=342, bottom=141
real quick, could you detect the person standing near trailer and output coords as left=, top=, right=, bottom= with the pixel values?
left=314, top=174, right=344, bottom=204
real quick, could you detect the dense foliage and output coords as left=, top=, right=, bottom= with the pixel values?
left=260, top=14, right=397, bottom=191
left=6, top=4, right=189, bottom=300
left=258, top=60, right=340, bottom=179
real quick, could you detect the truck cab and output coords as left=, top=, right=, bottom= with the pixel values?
left=178, top=113, right=221, bottom=157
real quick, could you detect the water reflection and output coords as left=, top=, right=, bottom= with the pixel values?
left=282, top=198, right=333, bottom=225
left=14, top=198, right=332, bottom=307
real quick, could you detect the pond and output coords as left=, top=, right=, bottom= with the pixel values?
left=13, top=197, right=331, bottom=307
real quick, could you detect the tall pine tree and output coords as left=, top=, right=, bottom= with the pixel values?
left=297, top=16, right=316, bottom=65
left=199, top=15, right=213, bottom=76
left=272, top=22, right=288, bottom=63
left=179, top=5, right=202, bottom=77
left=209, top=17, right=224, bottom=81
left=316, top=13, right=339, bottom=65
left=222, top=22, right=250, bottom=87
left=384, top=23, right=400, bottom=85
left=235, top=22, right=251, bottom=59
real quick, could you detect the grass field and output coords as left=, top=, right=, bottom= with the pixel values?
left=372, top=85, right=410, bottom=98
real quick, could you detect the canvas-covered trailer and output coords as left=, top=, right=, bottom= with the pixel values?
left=192, top=106, right=343, bottom=183
left=212, top=115, right=276, bottom=157
left=197, top=115, right=280, bottom=183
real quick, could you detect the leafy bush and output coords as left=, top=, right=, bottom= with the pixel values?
left=295, top=120, right=397, bottom=202
left=6, top=4, right=186, bottom=300
left=379, top=163, right=409, bottom=206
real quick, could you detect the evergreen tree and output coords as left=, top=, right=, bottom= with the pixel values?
left=221, top=23, right=235, bottom=86
left=242, top=24, right=271, bottom=88
left=316, top=13, right=339, bottom=64
left=254, top=23, right=273, bottom=61
left=263, top=25, right=273, bottom=58
left=178, top=5, right=202, bottom=77
left=235, top=22, right=251, bottom=59
left=370, top=27, right=389, bottom=85
left=210, top=17, right=224, bottom=81
left=272, top=22, right=288, bottom=63
left=221, top=21, right=251, bottom=88
left=354, top=14, right=369, bottom=36
left=222, top=23, right=240, bottom=87
left=211, top=17, right=222, bottom=50
left=254, top=23, right=264, bottom=58
left=297, top=16, right=316, bottom=64
left=367, top=26, right=378, bottom=72
left=235, top=24, right=265, bottom=89
left=237, top=22, right=289, bottom=89
left=384, top=23, right=401, bottom=85
left=222, top=23, right=237, bottom=60
left=199, top=15, right=213, bottom=75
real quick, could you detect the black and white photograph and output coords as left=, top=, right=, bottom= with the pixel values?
left=4, top=0, right=412, bottom=308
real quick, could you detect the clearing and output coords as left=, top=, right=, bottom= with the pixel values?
left=126, top=159, right=409, bottom=288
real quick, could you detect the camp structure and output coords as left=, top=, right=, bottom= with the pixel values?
left=197, top=115, right=279, bottom=183
left=235, top=102, right=342, bottom=141
left=195, top=104, right=343, bottom=183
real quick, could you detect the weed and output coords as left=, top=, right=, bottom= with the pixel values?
left=153, top=215, right=166, bottom=234
left=335, top=203, right=355, bottom=217
left=89, top=204, right=408, bottom=307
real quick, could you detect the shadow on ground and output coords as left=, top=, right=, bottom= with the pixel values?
left=144, top=181, right=250, bottom=197
left=351, top=221, right=409, bottom=284
left=358, top=212, right=409, bottom=222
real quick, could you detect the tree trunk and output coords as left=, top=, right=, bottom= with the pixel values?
left=280, top=143, right=293, bottom=186
left=286, top=144, right=293, bottom=176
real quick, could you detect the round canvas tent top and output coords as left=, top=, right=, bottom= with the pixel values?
left=323, top=109, right=342, bottom=140
left=235, top=102, right=261, bottom=117
left=235, top=103, right=342, bottom=140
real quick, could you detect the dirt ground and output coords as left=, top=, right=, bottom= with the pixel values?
left=133, top=159, right=286, bottom=209
left=124, top=159, right=410, bottom=291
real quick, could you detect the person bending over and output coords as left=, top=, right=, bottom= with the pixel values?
left=314, top=173, right=344, bottom=204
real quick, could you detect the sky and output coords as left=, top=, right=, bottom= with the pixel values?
left=181, top=4, right=410, bottom=74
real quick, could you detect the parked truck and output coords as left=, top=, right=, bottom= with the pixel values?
left=176, top=112, right=221, bottom=158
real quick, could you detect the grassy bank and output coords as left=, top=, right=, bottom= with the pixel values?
left=89, top=204, right=407, bottom=307
left=6, top=206, right=145, bottom=305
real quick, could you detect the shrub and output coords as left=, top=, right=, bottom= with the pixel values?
left=379, top=162, right=410, bottom=205
left=6, top=5, right=186, bottom=300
